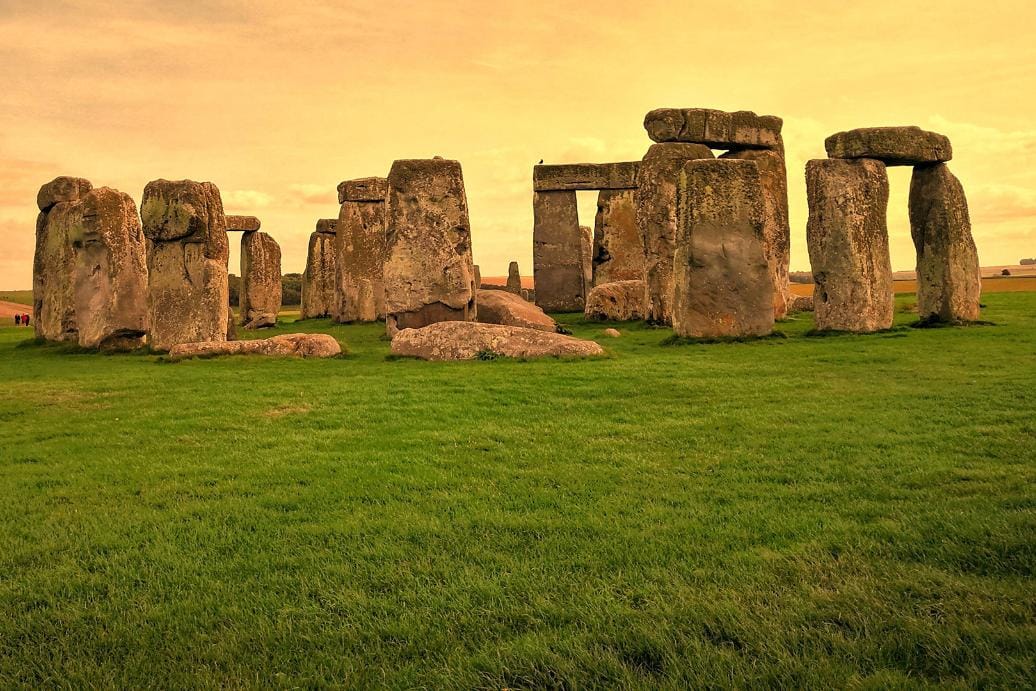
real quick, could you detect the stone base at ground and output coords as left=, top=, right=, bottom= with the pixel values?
left=475, top=290, right=558, bottom=332
left=169, top=333, right=341, bottom=360
left=390, top=321, right=604, bottom=360
left=790, top=294, right=814, bottom=312
left=584, top=280, right=647, bottom=321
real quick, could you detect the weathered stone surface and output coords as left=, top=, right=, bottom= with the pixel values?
left=383, top=158, right=476, bottom=334
left=475, top=289, right=558, bottom=332
left=636, top=143, right=715, bottom=325
left=603, top=328, right=621, bottom=338
left=33, top=205, right=79, bottom=342
left=225, top=215, right=261, bottom=232
left=169, top=333, right=341, bottom=361
left=806, top=159, right=894, bottom=332
left=337, top=177, right=388, bottom=203
left=644, top=108, right=783, bottom=149
left=789, top=294, right=814, bottom=312
left=141, top=179, right=229, bottom=352
left=474, top=265, right=482, bottom=289
left=672, top=159, right=774, bottom=338
left=390, top=321, right=603, bottom=360
left=301, top=231, right=337, bottom=318
left=825, top=127, right=952, bottom=166
left=909, top=163, right=981, bottom=322
left=240, top=231, right=282, bottom=328
left=584, top=280, right=647, bottom=322
left=533, top=190, right=583, bottom=312
left=316, top=218, right=338, bottom=235
left=592, top=188, right=644, bottom=285
left=68, top=187, right=148, bottom=350
left=335, top=194, right=387, bottom=322
left=720, top=148, right=791, bottom=318
left=506, top=261, right=522, bottom=294
left=580, top=225, right=593, bottom=299
left=37, top=176, right=92, bottom=212
left=533, top=162, right=640, bottom=191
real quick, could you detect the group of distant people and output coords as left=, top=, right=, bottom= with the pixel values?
left=13, top=313, right=31, bottom=327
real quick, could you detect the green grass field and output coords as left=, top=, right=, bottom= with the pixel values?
left=0, top=290, right=34, bottom=306
left=1, top=294, right=1034, bottom=688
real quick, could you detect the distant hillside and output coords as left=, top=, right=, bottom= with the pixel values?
left=0, top=290, right=33, bottom=306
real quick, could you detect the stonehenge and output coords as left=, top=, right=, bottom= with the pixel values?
left=169, top=333, right=341, bottom=361
left=335, top=177, right=388, bottom=322
left=239, top=230, right=282, bottom=329
left=140, top=179, right=229, bottom=352
left=671, top=159, right=774, bottom=338
left=390, top=321, right=604, bottom=361
left=506, top=261, right=522, bottom=294
left=644, top=108, right=783, bottom=150
left=382, top=158, right=476, bottom=335
left=825, top=126, right=952, bottom=166
left=593, top=189, right=643, bottom=285
left=225, top=215, right=262, bottom=232
left=300, top=220, right=338, bottom=319
left=584, top=280, right=647, bottom=322
left=475, top=290, right=558, bottom=332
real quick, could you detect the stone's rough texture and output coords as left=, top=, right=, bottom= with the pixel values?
left=720, top=148, right=792, bottom=318
left=533, top=190, right=584, bottom=312
left=301, top=231, right=337, bottom=318
left=225, top=215, right=261, bottom=232
left=644, top=108, right=783, bottom=149
left=506, top=261, right=522, bottom=294
left=68, top=187, right=148, bottom=350
left=580, top=226, right=593, bottom=298
left=169, top=333, right=341, bottom=361
left=337, top=177, right=388, bottom=203
left=383, top=158, right=476, bottom=334
left=636, top=143, right=716, bottom=325
left=390, top=321, right=604, bottom=360
left=909, top=163, right=981, bottom=322
left=790, top=294, right=814, bottom=312
left=37, top=176, right=92, bottom=212
left=533, top=162, right=640, bottom=191
left=240, top=231, right=282, bottom=329
left=336, top=194, right=387, bottom=322
left=33, top=206, right=79, bottom=342
left=603, top=328, right=621, bottom=338
left=475, top=289, right=558, bottom=332
left=825, top=127, right=952, bottom=166
left=474, top=265, right=481, bottom=289
left=672, top=159, right=774, bottom=338
left=806, top=159, right=894, bottom=332
left=593, top=188, right=644, bottom=285
left=316, top=218, right=338, bottom=235
left=584, top=280, right=648, bottom=322
left=141, top=179, right=229, bottom=352
left=226, top=309, right=237, bottom=341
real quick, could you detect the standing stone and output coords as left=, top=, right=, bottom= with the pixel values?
left=584, top=280, right=647, bottom=322
left=593, top=188, right=644, bottom=286
left=806, top=159, right=894, bottom=332
left=533, top=190, right=583, bottom=312
left=672, top=159, right=774, bottom=338
left=69, top=187, right=148, bottom=350
left=507, top=261, right=522, bottom=294
left=909, top=163, right=981, bottom=323
left=33, top=176, right=93, bottom=342
left=580, top=225, right=593, bottom=300
left=636, top=142, right=714, bottom=324
left=383, top=158, right=475, bottom=334
left=301, top=229, right=337, bottom=319
left=474, top=265, right=482, bottom=289
left=720, top=148, right=791, bottom=318
left=240, top=231, right=282, bottom=328
left=140, top=179, right=229, bottom=352
left=336, top=178, right=388, bottom=323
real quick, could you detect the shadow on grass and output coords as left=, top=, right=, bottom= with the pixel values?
left=910, top=316, right=997, bottom=329
left=660, top=331, right=787, bottom=346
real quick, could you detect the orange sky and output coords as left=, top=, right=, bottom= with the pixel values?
left=2, top=0, right=1034, bottom=288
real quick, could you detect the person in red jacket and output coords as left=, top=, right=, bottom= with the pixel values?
left=22, top=313, right=30, bottom=327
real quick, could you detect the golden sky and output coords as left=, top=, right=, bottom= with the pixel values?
left=2, top=0, right=1034, bottom=288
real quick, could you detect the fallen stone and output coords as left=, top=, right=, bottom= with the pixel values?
left=225, top=215, right=261, bottom=232
left=644, top=108, right=783, bottom=149
left=533, top=162, right=640, bottom=191
left=533, top=190, right=584, bottom=312
left=383, top=158, right=476, bottom=334
left=476, top=289, right=558, bottom=332
left=789, top=294, right=814, bottom=312
left=390, top=321, right=603, bottom=360
left=169, top=333, right=341, bottom=360
left=337, top=177, right=388, bottom=203
left=37, top=176, right=92, bottom=212
left=909, top=163, right=981, bottom=322
left=825, top=126, right=952, bottom=166
left=806, top=159, right=894, bottom=332
left=603, top=328, right=621, bottom=338
left=336, top=185, right=387, bottom=322
left=584, top=280, right=647, bottom=322
left=672, top=159, right=774, bottom=338
left=301, top=231, right=337, bottom=318
left=593, top=189, right=644, bottom=285
left=507, top=261, right=522, bottom=294
left=240, top=231, right=282, bottom=328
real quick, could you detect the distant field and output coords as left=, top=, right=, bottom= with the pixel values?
left=789, top=275, right=1036, bottom=297
left=0, top=293, right=1033, bottom=687
left=0, top=290, right=33, bottom=306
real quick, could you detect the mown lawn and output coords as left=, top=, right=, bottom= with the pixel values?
left=0, top=294, right=1033, bottom=688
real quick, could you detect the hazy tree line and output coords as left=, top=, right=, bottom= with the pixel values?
left=228, top=273, right=302, bottom=306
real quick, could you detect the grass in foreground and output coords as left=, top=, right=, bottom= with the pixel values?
left=0, top=294, right=1034, bottom=688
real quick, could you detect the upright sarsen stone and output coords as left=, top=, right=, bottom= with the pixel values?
left=140, top=179, right=230, bottom=352
left=383, top=158, right=476, bottom=334
left=909, top=163, right=981, bottom=323
left=533, top=190, right=583, bottom=312
left=301, top=229, right=337, bottom=319
left=240, top=231, right=282, bottom=328
left=671, top=159, right=774, bottom=338
left=580, top=225, right=593, bottom=299
left=636, top=142, right=714, bottom=324
left=507, top=261, right=522, bottom=294
left=593, top=188, right=644, bottom=285
left=806, top=159, right=894, bottom=332
left=336, top=177, right=388, bottom=322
